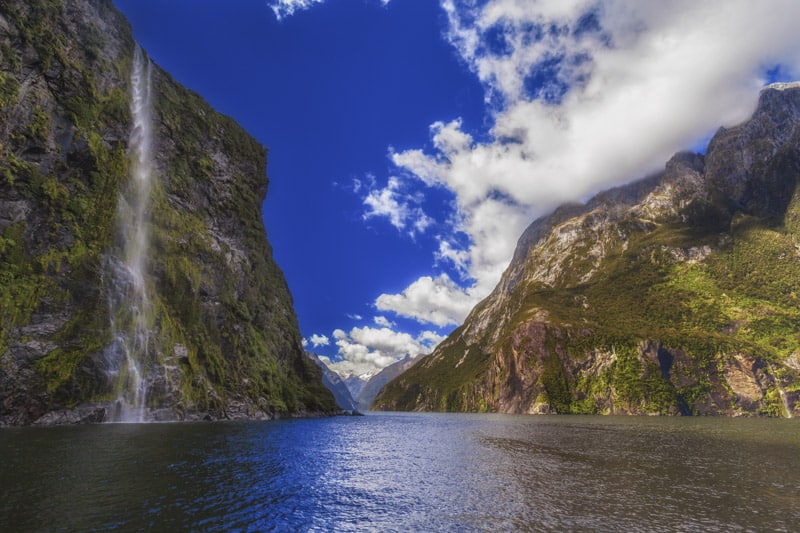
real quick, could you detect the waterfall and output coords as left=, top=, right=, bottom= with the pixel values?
left=105, top=45, right=155, bottom=422
left=778, top=384, right=793, bottom=419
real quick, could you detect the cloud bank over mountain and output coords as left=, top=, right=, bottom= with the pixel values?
left=372, top=0, right=800, bottom=329
left=317, top=326, right=444, bottom=378
left=291, top=0, right=800, bottom=378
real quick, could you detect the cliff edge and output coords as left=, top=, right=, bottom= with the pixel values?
left=0, top=0, right=336, bottom=425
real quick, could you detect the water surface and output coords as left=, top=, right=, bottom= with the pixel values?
left=1, top=413, right=798, bottom=531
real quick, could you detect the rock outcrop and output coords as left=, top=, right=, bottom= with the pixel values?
left=374, top=83, right=800, bottom=417
left=0, top=0, right=336, bottom=425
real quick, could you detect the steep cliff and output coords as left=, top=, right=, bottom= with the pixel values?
left=0, top=0, right=336, bottom=425
left=375, top=83, right=800, bottom=417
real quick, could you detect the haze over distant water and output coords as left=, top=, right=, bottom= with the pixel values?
left=1, top=414, right=798, bottom=531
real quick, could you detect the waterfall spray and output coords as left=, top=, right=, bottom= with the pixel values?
left=105, top=45, right=155, bottom=422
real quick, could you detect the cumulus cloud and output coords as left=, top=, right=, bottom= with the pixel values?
left=306, top=333, right=330, bottom=348
left=375, top=274, right=478, bottom=327
left=375, top=0, right=800, bottom=327
left=362, top=176, right=434, bottom=236
left=323, top=326, right=444, bottom=377
left=417, top=330, right=447, bottom=349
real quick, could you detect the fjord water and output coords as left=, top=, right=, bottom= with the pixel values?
left=1, top=414, right=798, bottom=532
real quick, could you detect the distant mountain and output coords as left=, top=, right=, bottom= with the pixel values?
left=307, top=352, right=357, bottom=411
left=315, top=356, right=420, bottom=411
left=375, top=83, right=800, bottom=417
left=342, top=375, right=368, bottom=402
left=357, top=355, right=419, bottom=410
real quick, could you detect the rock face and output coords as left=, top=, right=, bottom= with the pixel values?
left=0, top=0, right=336, bottom=425
left=375, top=83, right=800, bottom=417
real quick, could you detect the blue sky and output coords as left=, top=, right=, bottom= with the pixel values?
left=114, top=0, right=800, bottom=378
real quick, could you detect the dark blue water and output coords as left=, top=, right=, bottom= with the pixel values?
left=1, top=413, right=798, bottom=532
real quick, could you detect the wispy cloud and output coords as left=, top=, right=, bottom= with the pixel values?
left=373, top=315, right=396, bottom=328
left=374, top=0, right=800, bottom=327
left=269, top=0, right=391, bottom=20
left=362, top=176, right=434, bottom=237
left=268, top=0, right=325, bottom=20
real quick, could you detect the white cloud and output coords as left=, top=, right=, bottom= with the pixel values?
left=417, top=330, right=447, bottom=350
left=374, top=0, right=800, bottom=329
left=435, top=238, right=470, bottom=278
left=268, top=0, right=324, bottom=20
left=362, top=176, right=434, bottom=236
left=323, top=326, right=444, bottom=377
left=269, top=0, right=391, bottom=20
left=306, top=333, right=330, bottom=348
left=373, top=315, right=395, bottom=328
left=375, top=274, right=478, bottom=327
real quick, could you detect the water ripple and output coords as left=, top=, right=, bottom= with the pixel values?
left=1, top=414, right=798, bottom=532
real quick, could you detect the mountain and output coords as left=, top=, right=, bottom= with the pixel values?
left=310, top=354, right=420, bottom=411
left=342, top=374, right=369, bottom=402
left=374, top=83, right=800, bottom=417
left=357, top=355, right=418, bottom=411
left=0, top=0, right=336, bottom=425
left=307, top=352, right=358, bottom=411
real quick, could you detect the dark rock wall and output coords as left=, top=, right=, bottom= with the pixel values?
left=0, top=0, right=335, bottom=425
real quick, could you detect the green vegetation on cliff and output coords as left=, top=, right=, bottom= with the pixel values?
left=0, top=0, right=335, bottom=425
left=375, top=87, right=800, bottom=417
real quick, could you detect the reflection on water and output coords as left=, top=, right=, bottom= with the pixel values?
left=1, top=414, right=798, bottom=531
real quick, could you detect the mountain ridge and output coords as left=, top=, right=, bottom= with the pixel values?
left=374, top=82, right=800, bottom=417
